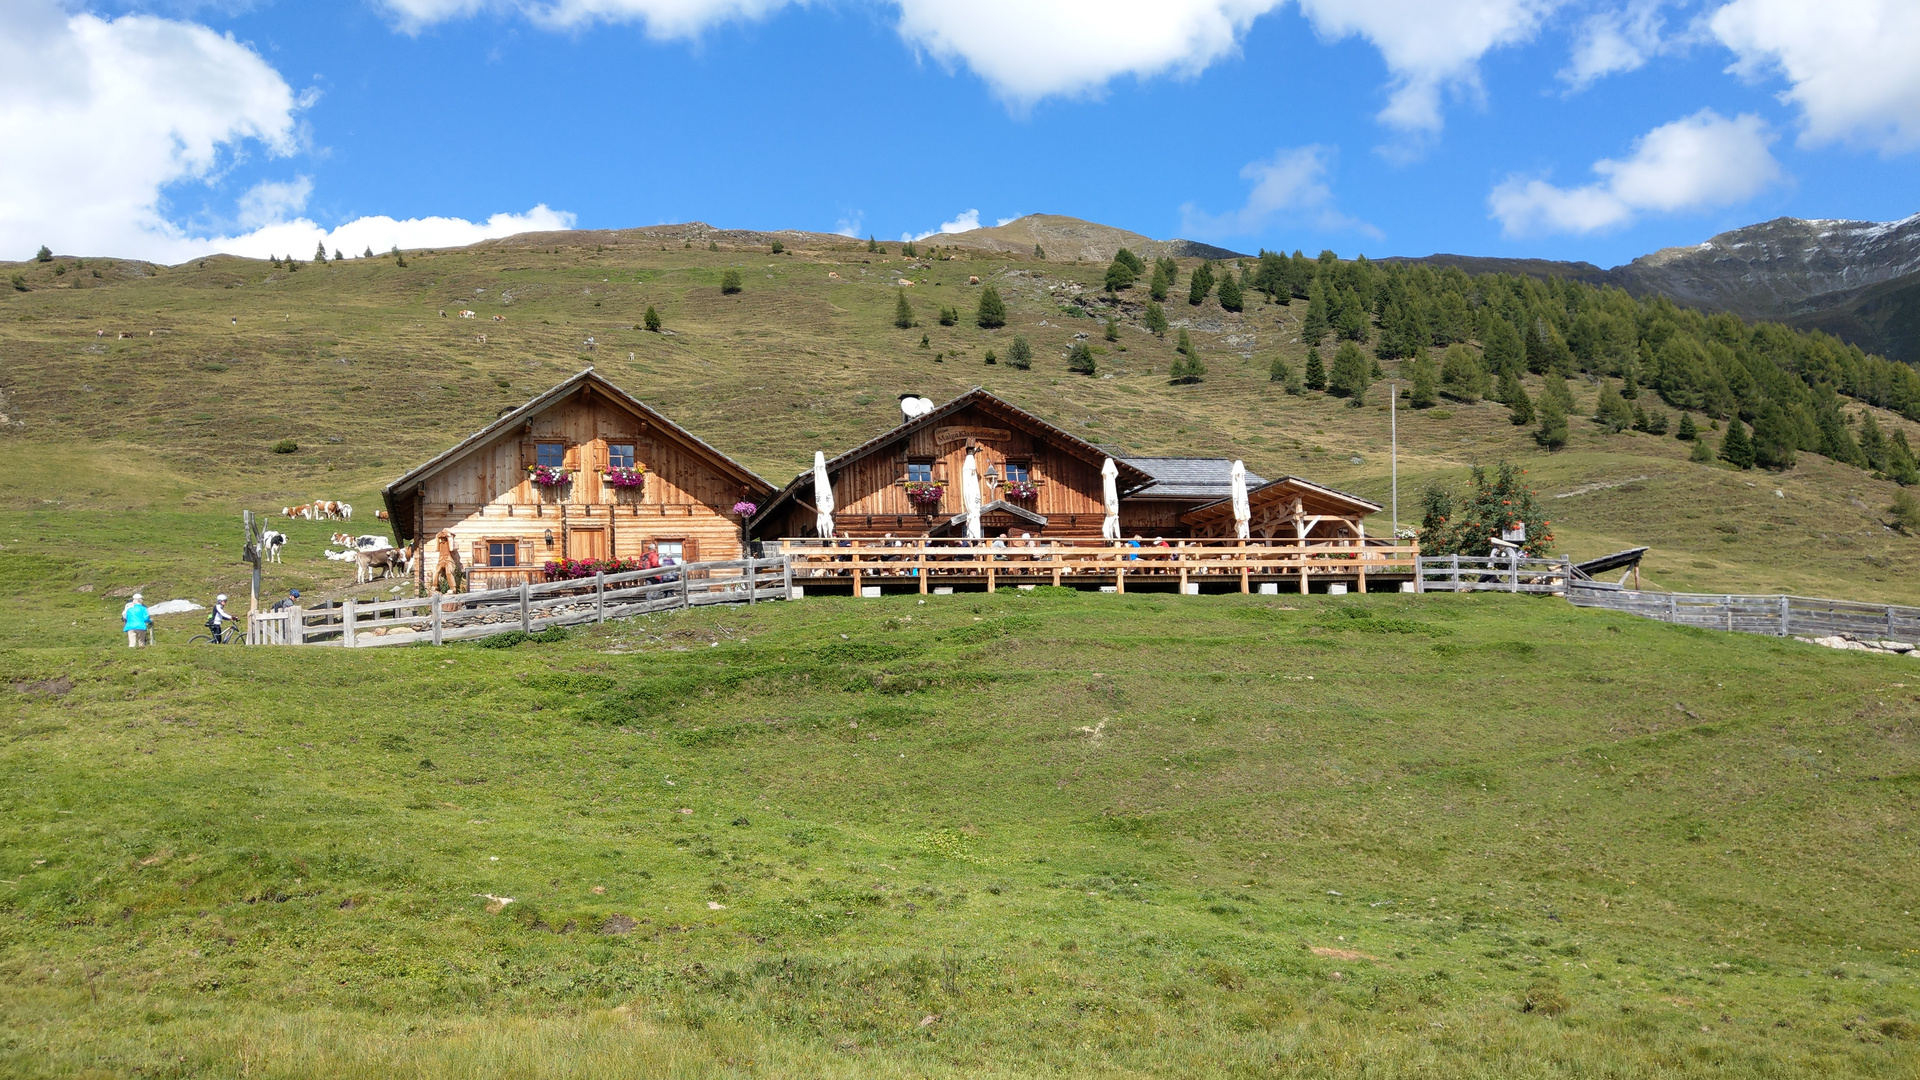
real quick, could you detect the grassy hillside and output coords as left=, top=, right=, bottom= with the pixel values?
left=2, top=227, right=1919, bottom=639
left=3, top=591, right=1918, bottom=1077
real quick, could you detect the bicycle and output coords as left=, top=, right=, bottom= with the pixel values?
left=189, top=619, right=246, bottom=645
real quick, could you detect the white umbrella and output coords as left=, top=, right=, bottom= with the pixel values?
left=812, top=450, right=835, bottom=539
left=1230, top=459, right=1251, bottom=540
left=1100, top=457, right=1121, bottom=540
left=962, top=451, right=983, bottom=540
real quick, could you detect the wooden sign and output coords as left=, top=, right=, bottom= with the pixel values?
left=934, top=425, right=1012, bottom=445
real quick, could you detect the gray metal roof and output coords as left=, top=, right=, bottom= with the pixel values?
left=1115, top=456, right=1268, bottom=500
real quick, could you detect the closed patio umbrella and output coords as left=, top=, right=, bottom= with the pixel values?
left=1101, top=457, right=1121, bottom=541
left=812, top=450, right=835, bottom=539
left=962, top=451, right=983, bottom=540
left=1230, top=459, right=1250, bottom=540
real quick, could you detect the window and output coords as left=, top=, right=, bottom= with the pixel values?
left=608, top=443, right=635, bottom=469
left=1003, top=460, right=1031, bottom=483
left=486, top=540, right=518, bottom=567
left=654, top=540, right=684, bottom=564
left=907, top=460, right=933, bottom=483
left=536, top=443, right=565, bottom=468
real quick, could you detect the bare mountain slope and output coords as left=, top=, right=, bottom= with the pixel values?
left=946, top=214, right=1245, bottom=263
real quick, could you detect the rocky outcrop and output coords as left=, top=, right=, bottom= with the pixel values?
left=1796, top=634, right=1920, bottom=656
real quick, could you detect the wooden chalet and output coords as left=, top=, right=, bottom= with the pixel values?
left=749, top=389, right=1157, bottom=540
left=1110, top=454, right=1268, bottom=535
left=1180, top=476, right=1382, bottom=541
left=382, top=369, right=774, bottom=591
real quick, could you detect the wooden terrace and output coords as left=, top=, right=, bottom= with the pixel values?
left=772, top=537, right=1420, bottom=595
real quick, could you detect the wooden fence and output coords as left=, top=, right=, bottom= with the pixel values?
left=1567, top=584, right=1920, bottom=640
left=777, top=537, right=1419, bottom=595
left=1413, top=554, right=1573, bottom=595
left=249, top=557, right=792, bottom=648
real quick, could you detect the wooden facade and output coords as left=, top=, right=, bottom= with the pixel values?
left=751, top=390, right=1156, bottom=540
left=1180, top=476, right=1382, bottom=541
left=383, top=369, right=774, bottom=591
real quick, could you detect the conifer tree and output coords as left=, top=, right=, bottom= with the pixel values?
left=1114, top=248, right=1145, bottom=276
left=1304, top=347, right=1326, bottom=391
left=1507, top=378, right=1535, bottom=426
left=894, top=289, right=915, bottom=329
left=1032, top=243, right=1044, bottom=259
left=1104, top=316, right=1119, bottom=342
left=1493, top=366, right=1521, bottom=406
left=1068, top=341, right=1096, bottom=376
left=1860, top=412, right=1891, bottom=472
left=1621, top=367, right=1639, bottom=399
left=1216, top=270, right=1243, bottom=312
left=902, top=241, right=918, bottom=258
left=1302, top=279, right=1331, bottom=343
left=720, top=269, right=743, bottom=294
left=333, top=248, right=344, bottom=261
left=1408, top=351, right=1439, bottom=408
left=1481, top=317, right=1523, bottom=375
left=644, top=306, right=662, bottom=332
left=1891, top=490, right=1920, bottom=535
left=363, top=246, right=374, bottom=259
left=35, top=245, right=53, bottom=263
left=1592, top=381, right=1634, bottom=433
left=939, top=305, right=958, bottom=327
left=920, top=333, right=930, bottom=349
left=868, top=236, right=882, bottom=253
left=1750, top=403, right=1798, bottom=469
left=1188, top=261, right=1214, bottom=306
left=1334, top=287, right=1369, bottom=342
left=1677, top=412, right=1698, bottom=441
left=1269, top=356, right=1291, bottom=384
left=1328, top=342, right=1370, bottom=404
left=1535, top=393, right=1568, bottom=449
left=316, top=241, right=328, bottom=262
left=1104, top=256, right=1137, bottom=293
left=1176, top=328, right=1194, bottom=356
left=1439, top=344, right=1486, bottom=402
left=1253, top=250, right=1289, bottom=302
left=1143, top=302, right=1168, bottom=338
left=975, top=285, right=1007, bottom=329
left=1887, top=429, right=1920, bottom=485
left=1689, top=438, right=1716, bottom=462
left=1007, top=336, right=1033, bottom=370
left=1169, top=350, right=1207, bottom=384
left=1149, top=263, right=1171, bottom=301
left=984, top=349, right=997, bottom=365
left=271, top=254, right=282, bottom=268
left=1719, top=418, right=1755, bottom=469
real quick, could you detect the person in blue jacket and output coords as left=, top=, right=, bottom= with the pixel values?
left=122, top=592, right=151, bottom=647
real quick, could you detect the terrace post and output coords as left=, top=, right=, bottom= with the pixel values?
left=1356, top=545, right=1367, bottom=594
left=1239, top=540, right=1249, bottom=595
left=344, top=599, right=357, bottom=648
left=1051, top=545, right=1062, bottom=587
left=853, top=565, right=863, bottom=597
left=919, top=546, right=928, bottom=594
left=1299, top=544, right=1309, bottom=595
left=1178, top=541, right=1189, bottom=594
left=519, top=581, right=531, bottom=633
left=987, top=565, right=996, bottom=594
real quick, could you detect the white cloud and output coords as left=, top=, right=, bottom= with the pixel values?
left=994, top=214, right=1024, bottom=227
left=1489, top=108, right=1780, bottom=235
left=376, top=0, right=1544, bottom=135
left=833, top=212, right=864, bottom=238
left=1710, top=0, right=1920, bottom=153
left=1294, top=0, right=1562, bottom=134
left=1180, top=145, right=1380, bottom=240
left=0, top=0, right=300, bottom=261
left=1560, top=0, right=1669, bottom=90
left=903, top=208, right=981, bottom=242
left=0, top=0, right=574, bottom=263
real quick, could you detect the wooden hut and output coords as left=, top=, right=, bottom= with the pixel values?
left=1179, top=476, right=1382, bottom=541
left=382, top=369, right=774, bottom=591
left=750, top=388, right=1155, bottom=540
left=1110, top=455, right=1267, bottom=536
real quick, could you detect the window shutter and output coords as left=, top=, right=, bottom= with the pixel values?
left=683, top=538, right=698, bottom=564
left=471, top=541, right=486, bottom=567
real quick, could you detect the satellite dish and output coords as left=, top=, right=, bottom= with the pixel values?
left=899, top=394, right=935, bottom=421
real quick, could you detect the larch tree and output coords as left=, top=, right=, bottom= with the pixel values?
left=975, top=285, right=1007, bottom=329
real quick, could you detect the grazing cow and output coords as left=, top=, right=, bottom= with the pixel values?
left=338, top=502, right=352, bottom=521
left=282, top=504, right=312, bottom=520
left=968, top=275, right=980, bottom=285
left=354, top=547, right=405, bottom=583
left=261, top=530, right=287, bottom=563
left=374, top=509, right=390, bottom=521
left=458, top=309, right=476, bottom=319
left=332, top=533, right=391, bottom=551
left=491, top=315, right=505, bottom=322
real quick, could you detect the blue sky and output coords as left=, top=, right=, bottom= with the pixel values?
left=5, top=0, right=1917, bottom=266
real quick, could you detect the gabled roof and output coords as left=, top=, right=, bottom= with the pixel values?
left=929, top=499, right=1049, bottom=535
left=750, top=388, right=1154, bottom=528
left=1114, top=456, right=1268, bottom=500
left=1179, top=475, right=1382, bottom=526
left=381, top=368, right=774, bottom=533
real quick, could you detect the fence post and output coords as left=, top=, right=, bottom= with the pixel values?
left=1726, top=596, right=1733, bottom=633
left=1890, top=605, right=1898, bottom=639
left=1560, top=556, right=1572, bottom=597
left=519, top=581, right=531, bottom=633
left=1779, top=594, right=1790, bottom=637
left=1665, top=592, right=1676, bottom=623
left=596, top=572, right=606, bottom=622
left=344, top=599, right=357, bottom=648
left=431, top=599, right=443, bottom=646
left=681, top=568, right=692, bottom=608
left=1509, top=557, right=1519, bottom=594
left=782, top=556, right=794, bottom=599
left=747, top=559, right=757, bottom=605
left=1412, top=555, right=1423, bottom=594
left=1450, top=553, right=1460, bottom=591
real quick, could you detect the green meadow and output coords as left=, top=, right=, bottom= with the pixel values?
left=2, top=232, right=1919, bottom=1076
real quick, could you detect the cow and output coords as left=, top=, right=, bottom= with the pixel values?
left=374, top=509, right=390, bottom=521
left=261, top=530, right=287, bottom=564
left=968, top=275, right=980, bottom=285
left=332, top=533, right=391, bottom=551
left=354, top=547, right=406, bottom=583
left=282, top=504, right=311, bottom=520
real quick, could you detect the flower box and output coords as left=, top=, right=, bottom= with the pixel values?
left=903, top=480, right=945, bottom=508
left=602, top=466, right=647, bottom=490
left=526, top=465, right=572, bottom=488
left=1001, top=479, right=1039, bottom=501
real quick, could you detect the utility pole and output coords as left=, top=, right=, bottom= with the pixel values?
left=1390, top=380, right=1399, bottom=539
left=241, top=511, right=263, bottom=614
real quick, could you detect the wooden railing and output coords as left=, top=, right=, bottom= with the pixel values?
left=1414, top=554, right=1574, bottom=595
left=773, top=537, right=1419, bottom=594
left=1569, top=585, right=1920, bottom=639
left=248, top=556, right=793, bottom=648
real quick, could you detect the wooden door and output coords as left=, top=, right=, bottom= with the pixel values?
left=570, top=527, right=607, bottom=562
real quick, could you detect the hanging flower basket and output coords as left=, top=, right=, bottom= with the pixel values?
left=903, top=480, right=945, bottom=508
left=1001, top=479, right=1038, bottom=501
left=732, top=500, right=759, bottom=518
left=602, top=466, right=647, bottom=490
left=526, top=465, right=571, bottom=488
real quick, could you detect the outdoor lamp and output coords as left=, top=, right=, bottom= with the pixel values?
left=544, top=530, right=555, bottom=546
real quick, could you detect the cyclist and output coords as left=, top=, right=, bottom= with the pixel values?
left=204, top=594, right=238, bottom=643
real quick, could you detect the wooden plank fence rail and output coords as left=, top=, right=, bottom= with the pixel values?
left=251, top=557, right=792, bottom=648
left=1413, top=555, right=1572, bottom=595
left=1568, top=584, right=1920, bottom=641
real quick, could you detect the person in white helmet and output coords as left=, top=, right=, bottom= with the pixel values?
left=205, top=593, right=237, bottom=644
